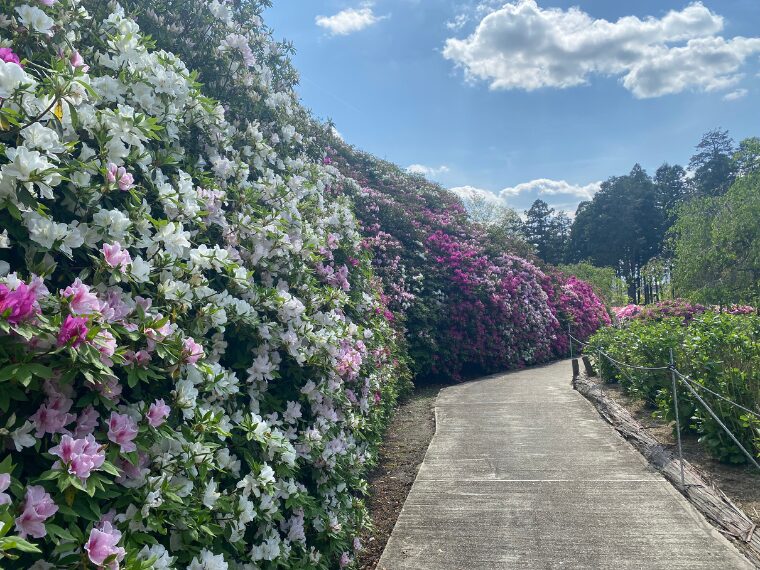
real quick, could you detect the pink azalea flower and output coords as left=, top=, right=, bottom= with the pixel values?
left=69, top=50, right=88, bottom=71
left=57, top=315, right=89, bottom=348
left=0, top=47, right=20, bottom=66
left=96, top=376, right=122, bottom=402
left=181, top=337, right=204, bottom=365
left=106, top=163, right=134, bottom=192
left=145, top=399, right=170, bottom=427
left=61, top=279, right=101, bottom=315
left=93, top=329, right=117, bottom=366
left=0, top=281, right=38, bottom=324
left=106, top=412, right=138, bottom=453
left=85, top=521, right=125, bottom=569
left=29, top=394, right=75, bottom=437
left=74, top=406, right=100, bottom=438
left=124, top=349, right=151, bottom=368
left=14, top=486, right=58, bottom=539
left=49, top=434, right=105, bottom=481
left=0, top=473, right=11, bottom=506
left=101, top=243, right=131, bottom=273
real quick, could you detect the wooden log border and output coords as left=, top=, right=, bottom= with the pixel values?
left=572, top=371, right=760, bottom=567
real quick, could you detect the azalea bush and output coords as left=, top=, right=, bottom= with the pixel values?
left=327, top=148, right=609, bottom=380
left=587, top=313, right=760, bottom=463
left=0, top=0, right=412, bottom=567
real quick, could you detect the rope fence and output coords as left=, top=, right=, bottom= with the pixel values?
left=567, top=331, right=760, bottom=482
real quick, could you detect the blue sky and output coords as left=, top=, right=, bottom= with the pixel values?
left=265, top=1, right=760, bottom=214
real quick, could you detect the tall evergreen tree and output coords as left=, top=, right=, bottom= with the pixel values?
left=688, top=129, right=737, bottom=197
left=568, top=165, right=663, bottom=302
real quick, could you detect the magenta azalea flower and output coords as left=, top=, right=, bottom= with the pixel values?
left=0, top=47, right=20, bottom=66
left=0, top=281, right=38, bottom=324
left=57, top=315, right=89, bottom=348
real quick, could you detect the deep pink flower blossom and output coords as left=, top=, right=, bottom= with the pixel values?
left=0, top=473, right=11, bottom=506
left=146, top=399, right=170, bottom=427
left=57, top=315, right=88, bottom=348
left=14, top=486, right=58, bottom=539
left=49, top=434, right=105, bottom=481
left=102, top=243, right=131, bottom=273
left=0, top=282, right=37, bottom=324
left=0, top=47, right=20, bottom=65
left=85, top=521, right=125, bottom=569
left=182, top=337, right=204, bottom=364
left=61, top=279, right=101, bottom=315
left=106, top=413, right=138, bottom=453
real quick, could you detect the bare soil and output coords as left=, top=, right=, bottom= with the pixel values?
left=604, top=382, right=760, bottom=524
left=357, top=386, right=441, bottom=570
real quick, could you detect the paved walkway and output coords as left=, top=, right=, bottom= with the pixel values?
left=378, top=360, right=753, bottom=569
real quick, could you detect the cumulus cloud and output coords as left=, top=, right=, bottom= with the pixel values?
left=450, top=178, right=601, bottom=214
left=406, top=164, right=450, bottom=177
left=316, top=5, right=386, bottom=36
left=450, top=185, right=502, bottom=203
left=499, top=179, right=601, bottom=200
left=723, top=88, right=748, bottom=101
left=443, top=1, right=760, bottom=98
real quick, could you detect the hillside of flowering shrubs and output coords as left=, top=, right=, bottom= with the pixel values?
left=327, top=147, right=610, bottom=380
left=0, top=0, right=414, bottom=567
left=0, top=0, right=610, bottom=567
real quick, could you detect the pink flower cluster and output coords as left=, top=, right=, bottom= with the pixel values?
left=106, top=163, right=134, bottom=191
left=0, top=280, right=38, bottom=325
left=49, top=434, right=105, bottom=481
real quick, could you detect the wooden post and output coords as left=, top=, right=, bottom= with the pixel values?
left=582, top=355, right=595, bottom=376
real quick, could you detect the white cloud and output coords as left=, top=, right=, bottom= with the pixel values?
left=450, top=185, right=501, bottom=203
left=316, top=5, right=386, bottom=36
left=450, top=178, right=600, bottom=214
left=499, top=179, right=601, bottom=201
left=443, top=1, right=760, bottom=98
left=406, top=164, right=450, bottom=177
left=723, top=88, right=748, bottom=101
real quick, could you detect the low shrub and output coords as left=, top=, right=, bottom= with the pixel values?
left=587, top=313, right=760, bottom=464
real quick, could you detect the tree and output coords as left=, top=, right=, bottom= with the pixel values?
left=671, top=173, right=760, bottom=305
left=688, top=129, right=737, bottom=197
left=524, top=199, right=569, bottom=265
left=733, top=137, right=760, bottom=177
left=459, top=194, right=533, bottom=258
left=654, top=163, right=689, bottom=227
left=568, top=165, right=664, bottom=302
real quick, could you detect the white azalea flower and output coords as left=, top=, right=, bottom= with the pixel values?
left=15, top=4, right=54, bottom=36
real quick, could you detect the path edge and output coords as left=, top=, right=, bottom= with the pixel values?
left=573, top=370, right=760, bottom=568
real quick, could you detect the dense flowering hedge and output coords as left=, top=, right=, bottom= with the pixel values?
left=587, top=313, right=760, bottom=464
left=615, top=301, right=756, bottom=323
left=327, top=148, right=609, bottom=380
left=0, top=0, right=412, bottom=567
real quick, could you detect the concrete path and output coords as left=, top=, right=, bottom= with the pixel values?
left=378, top=360, right=753, bottom=569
